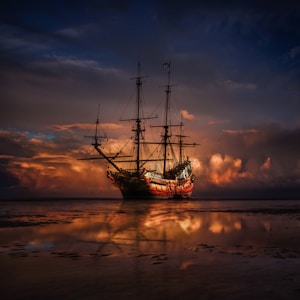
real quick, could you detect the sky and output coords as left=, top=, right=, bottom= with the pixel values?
left=1, top=0, right=300, bottom=199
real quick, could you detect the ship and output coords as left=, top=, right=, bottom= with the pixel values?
left=85, top=62, right=196, bottom=200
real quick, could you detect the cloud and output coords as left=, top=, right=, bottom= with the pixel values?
left=223, top=129, right=259, bottom=135
left=191, top=124, right=300, bottom=197
left=208, top=119, right=231, bottom=126
left=223, top=79, right=256, bottom=90
left=1, top=122, right=300, bottom=199
left=0, top=130, right=35, bottom=157
left=180, top=109, right=195, bottom=121
left=208, top=153, right=246, bottom=185
left=49, top=122, right=123, bottom=134
left=260, top=156, right=271, bottom=172
left=0, top=128, right=117, bottom=198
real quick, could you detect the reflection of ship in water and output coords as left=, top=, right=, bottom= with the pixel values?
left=3, top=201, right=299, bottom=300
left=74, top=202, right=252, bottom=264
left=83, top=62, right=197, bottom=200
left=19, top=201, right=284, bottom=261
left=85, top=201, right=170, bottom=254
left=78, top=202, right=241, bottom=255
left=76, top=201, right=199, bottom=255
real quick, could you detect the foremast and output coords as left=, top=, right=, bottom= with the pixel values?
left=84, top=105, right=121, bottom=171
left=90, top=63, right=156, bottom=175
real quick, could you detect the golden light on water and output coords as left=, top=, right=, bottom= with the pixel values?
left=1, top=199, right=299, bottom=300
left=6, top=200, right=292, bottom=258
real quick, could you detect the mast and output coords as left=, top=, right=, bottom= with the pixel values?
left=178, top=120, right=183, bottom=164
left=86, top=105, right=121, bottom=171
left=161, top=62, right=197, bottom=170
left=175, top=116, right=199, bottom=165
left=162, top=61, right=171, bottom=176
left=132, top=62, right=146, bottom=173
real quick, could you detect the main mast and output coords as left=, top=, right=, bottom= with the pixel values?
left=163, top=61, right=171, bottom=176
left=132, top=62, right=146, bottom=173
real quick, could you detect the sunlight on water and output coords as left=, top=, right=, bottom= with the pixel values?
left=1, top=200, right=299, bottom=258
left=0, top=199, right=299, bottom=300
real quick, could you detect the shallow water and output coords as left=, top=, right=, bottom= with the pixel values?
left=1, top=199, right=300, bottom=299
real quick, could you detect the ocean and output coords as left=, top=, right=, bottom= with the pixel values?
left=1, top=199, right=299, bottom=299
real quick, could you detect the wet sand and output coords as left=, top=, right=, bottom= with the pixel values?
left=0, top=200, right=299, bottom=299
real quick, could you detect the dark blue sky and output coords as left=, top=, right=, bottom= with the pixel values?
left=0, top=0, right=300, bottom=198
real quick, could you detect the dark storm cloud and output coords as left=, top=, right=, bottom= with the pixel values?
left=0, top=131, right=35, bottom=157
left=0, top=165, right=19, bottom=187
left=0, top=131, right=32, bottom=196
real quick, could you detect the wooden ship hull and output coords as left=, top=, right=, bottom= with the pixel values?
left=107, top=161, right=195, bottom=199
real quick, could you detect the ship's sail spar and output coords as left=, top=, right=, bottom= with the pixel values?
left=87, top=62, right=196, bottom=200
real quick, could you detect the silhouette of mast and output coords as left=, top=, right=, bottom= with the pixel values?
left=162, top=61, right=172, bottom=176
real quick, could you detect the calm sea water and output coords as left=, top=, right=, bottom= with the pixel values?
left=1, top=199, right=299, bottom=253
left=1, top=199, right=299, bottom=300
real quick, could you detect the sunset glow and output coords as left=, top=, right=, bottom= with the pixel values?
left=1, top=123, right=299, bottom=198
left=0, top=1, right=299, bottom=199
left=1, top=3, right=300, bottom=300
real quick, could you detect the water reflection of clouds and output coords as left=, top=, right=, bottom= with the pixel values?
left=1, top=201, right=299, bottom=259
left=144, top=205, right=245, bottom=238
left=144, top=211, right=202, bottom=235
left=208, top=213, right=242, bottom=234
left=1, top=201, right=299, bottom=300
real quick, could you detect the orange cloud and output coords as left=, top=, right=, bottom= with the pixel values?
left=0, top=128, right=120, bottom=197
left=223, top=129, right=259, bottom=135
left=260, top=156, right=271, bottom=172
left=8, top=155, right=117, bottom=197
left=208, top=153, right=247, bottom=185
left=49, top=122, right=124, bottom=134
left=180, top=109, right=195, bottom=121
left=1, top=124, right=300, bottom=198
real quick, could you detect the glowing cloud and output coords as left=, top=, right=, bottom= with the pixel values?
left=223, top=129, right=259, bottom=135
left=49, top=122, right=123, bottom=133
left=180, top=109, right=195, bottom=121
left=208, top=153, right=245, bottom=185
left=1, top=122, right=300, bottom=198
left=260, top=156, right=271, bottom=172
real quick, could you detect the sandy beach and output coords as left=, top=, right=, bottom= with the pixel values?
left=1, top=199, right=299, bottom=299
